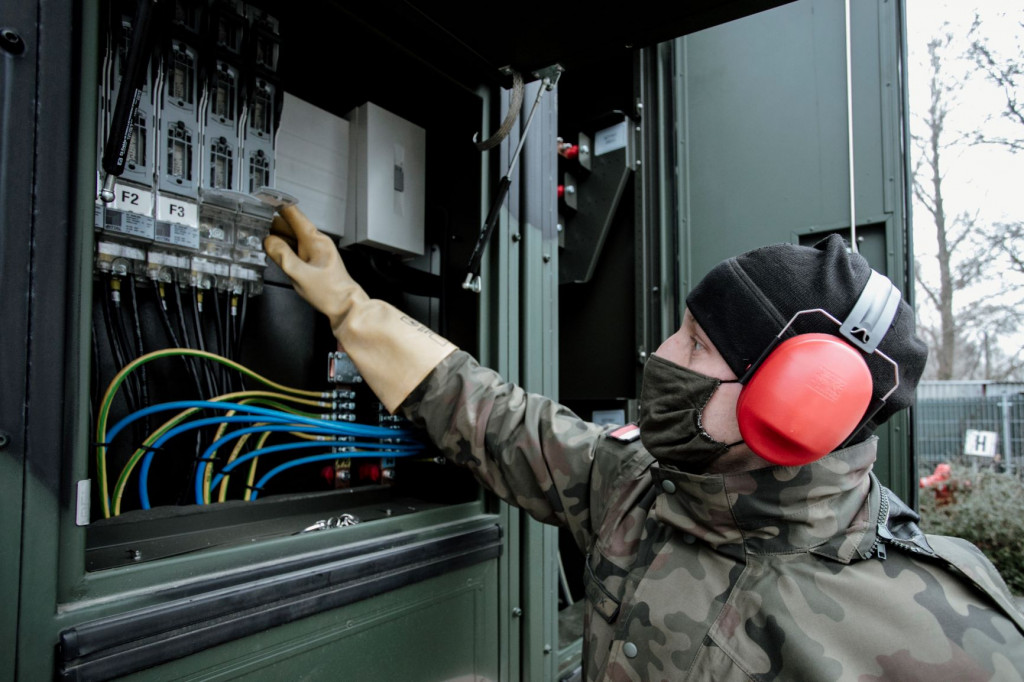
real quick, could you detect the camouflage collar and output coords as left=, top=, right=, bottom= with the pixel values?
left=648, top=438, right=879, bottom=563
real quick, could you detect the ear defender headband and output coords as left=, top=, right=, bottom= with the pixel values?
left=735, top=270, right=902, bottom=466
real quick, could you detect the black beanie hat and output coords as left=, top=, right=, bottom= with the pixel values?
left=685, top=234, right=928, bottom=431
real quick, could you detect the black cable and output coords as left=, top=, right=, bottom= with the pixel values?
left=127, top=277, right=151, bottom=425
left=154, top=283, right=206, bottom=507
left=212, top=289, right=228, bottom=390
left=191, top=286, right=219, bottom=397
left=90, top=323, right=101, bottom=431
left=224, top=293, right=234, bottom=361
left=111, top=277, right=149, bottom=439
left=173, top=283, right=206, bottom=399
left=235, top=292, right=250, bottom=392
left=234, top=292, right=248, bottom=360
left=224, top=292, right=241, bottom=393
left=154, top=285, right=205, bottom=399
left=173, top=284, right=193, bottom=349
left=154, top=284, right=184, bottom=348
left=103, top=274, right=150, bottom=466
left=100, top=274, right=137, bottom=408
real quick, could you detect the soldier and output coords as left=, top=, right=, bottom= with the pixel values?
left=266, top=205, right=1024, bottom=681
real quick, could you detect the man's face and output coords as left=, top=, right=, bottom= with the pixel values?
left=654, top=308, right=762, bottom=473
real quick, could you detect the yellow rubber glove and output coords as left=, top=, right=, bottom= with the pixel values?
left=264, top=205, right=457, bottom=412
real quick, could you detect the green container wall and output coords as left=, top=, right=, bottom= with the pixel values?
left=667, top=0, right=914, bottom=496
left=2, top=0, right=912, bottom=678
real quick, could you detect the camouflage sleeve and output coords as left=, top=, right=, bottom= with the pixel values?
left=398, top=350, right=618, bottom=551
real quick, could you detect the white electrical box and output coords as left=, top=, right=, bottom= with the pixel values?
left=274, top=93, right=350, bottom=237
left=343, top=102, right=425, bottom=256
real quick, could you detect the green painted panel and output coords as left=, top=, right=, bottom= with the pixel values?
left=0, top=456, right=22, bottom=681
left=673, top=0, right=914, bottom=498
left=678, top=0, right=899, bottom=281
left=519, top=80, right=561, bottom=682
left=121, top=562, right=499, bottom=681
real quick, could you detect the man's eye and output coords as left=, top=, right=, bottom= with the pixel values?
left=692, top=338, right=705, bottom=352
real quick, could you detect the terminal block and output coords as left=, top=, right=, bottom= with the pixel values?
left=201, top=2, right=247, bottom=192
left=327, top=352, right=363, bottom=385
left=241, top=8, right=281, bottom=193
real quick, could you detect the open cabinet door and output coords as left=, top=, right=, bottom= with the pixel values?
left=1, top=0, right=914, bottom=680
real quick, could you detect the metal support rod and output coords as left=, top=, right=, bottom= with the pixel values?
left=1002, top=394, right=1014, bottom=475
left=463, top=67, right=562, bottom=293
left=557, top=551, right=574, bottom=607
left=99, top=0, right=160, bottom=203
left=845, top=0, right=858, bottom=252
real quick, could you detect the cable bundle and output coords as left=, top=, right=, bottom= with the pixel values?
left=96, top=348, right=423, bottom=518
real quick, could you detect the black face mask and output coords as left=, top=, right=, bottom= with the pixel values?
left=638, top=354, right=743, bottom=473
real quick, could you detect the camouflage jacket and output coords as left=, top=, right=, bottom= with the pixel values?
left=401, top=352, right=1024, bottom=681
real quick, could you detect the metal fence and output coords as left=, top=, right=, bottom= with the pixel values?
left=915, top=381, right=1024, bottom=476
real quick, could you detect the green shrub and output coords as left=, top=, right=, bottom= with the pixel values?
left=917, top=465, right=1024, bottom=596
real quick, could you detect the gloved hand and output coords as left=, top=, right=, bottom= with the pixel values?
left=264, top=205, right=457, bottom=411
left=263, top=205, right=365, bottom=336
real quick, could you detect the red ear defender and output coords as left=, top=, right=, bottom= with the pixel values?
left=736, top=334, right=873, bottom=466
left=733, top=270, right=904, bottom=467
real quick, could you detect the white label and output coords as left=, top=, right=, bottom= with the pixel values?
left=102, top=209, right=155, bottom=240
left=111, top=182, right=154, bottom=216
left=964, top=429, right=998, bottom=457
left=594, top=121, right=628, bottom=156
left=155, top=221, right=200, bottom=249
left=231, top=264, right=260, bottom=281
left=193, top=258, right=230, bottom=277
left=96, top=241, right=145, bottom=260
left=76, top=479, right=91, bottom=526
left=157, top=195, right=199, bottom=228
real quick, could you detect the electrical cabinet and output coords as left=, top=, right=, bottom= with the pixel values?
left=1, top=0, right=914, bottom=679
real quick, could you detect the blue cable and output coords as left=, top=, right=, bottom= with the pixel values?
left=139, top=415, right=416, bottom=509
left=113, top=401, right=421, bottom=509
left=249, top=448, right=424, bottom=501
left=106, top=400, right=416, bottom=444
left=138, top=415, right=307, bottom=509
left=195, top=423, right=341, bottom=505
left=196, top=428, right=417, bottom=503
left=212, top=441, right=423, bottom=482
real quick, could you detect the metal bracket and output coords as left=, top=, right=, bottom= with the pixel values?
left=839, top=270, right=901, bottom=354
left=532, top=64, right=564, bottom=89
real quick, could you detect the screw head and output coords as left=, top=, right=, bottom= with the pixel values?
left=0, top=432, right=10, bottom=450
left=0, top=29, right=26, bottom=56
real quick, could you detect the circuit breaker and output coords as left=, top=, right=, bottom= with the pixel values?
left=88, top=1, right=454, bottom=564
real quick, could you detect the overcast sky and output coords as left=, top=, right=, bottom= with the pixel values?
left=905, top=0, right=1024, bottom=351
left=906, top=0, right=1023, bottom=225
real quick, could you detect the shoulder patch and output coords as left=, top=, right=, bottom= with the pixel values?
left=608, top=423, right=641, bottom=443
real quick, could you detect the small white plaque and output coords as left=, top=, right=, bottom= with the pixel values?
left=157, top=195, right=200, bottom=228
left=964, top=429, right=998, bottom=457
left=76, top=479, right=91, bottom=526
left=594, top=122, right=628, bottom=156
left=111, top=182, right=154, bottom=216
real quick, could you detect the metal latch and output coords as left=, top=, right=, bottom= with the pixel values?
left=296, top=514, right=360, bottom=534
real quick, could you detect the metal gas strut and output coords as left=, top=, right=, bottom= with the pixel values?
left=462, top=65, right=563, bottom=294
left=98, top=0, right=160, bottom=203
